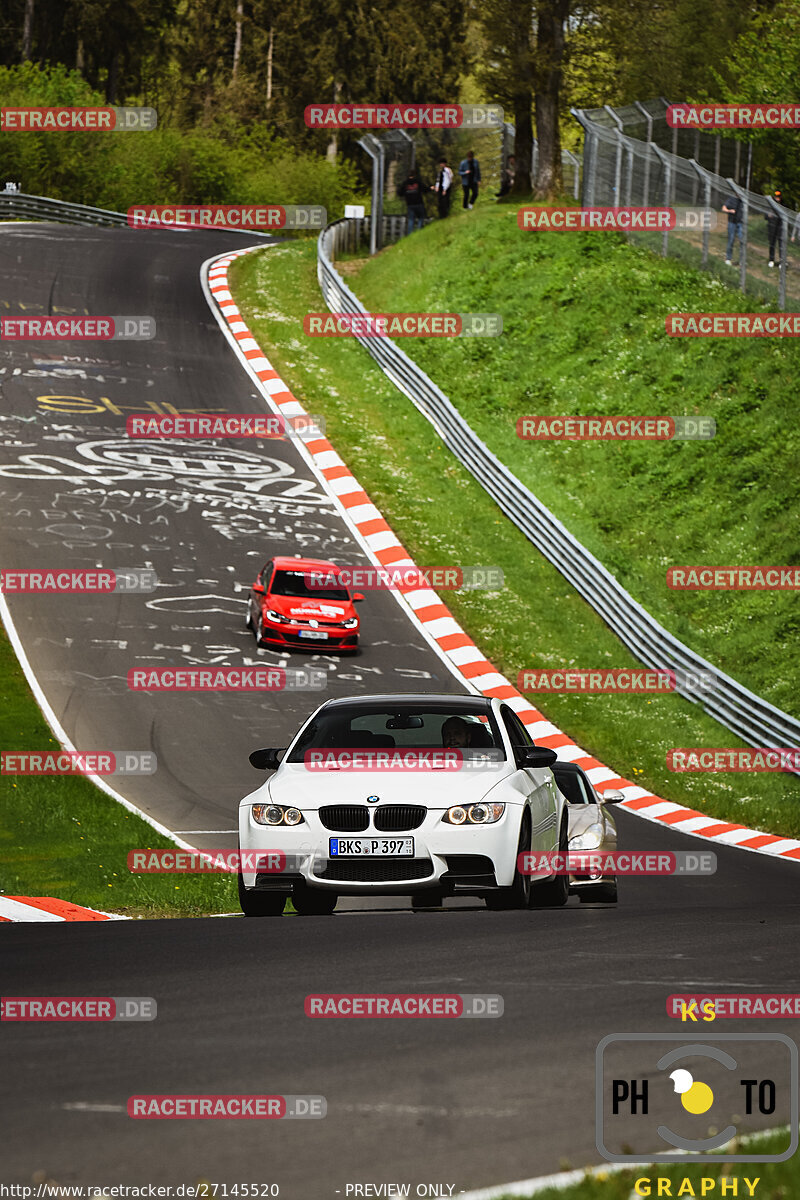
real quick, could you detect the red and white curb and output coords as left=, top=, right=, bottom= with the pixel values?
left=202, top=245, right=800, bottom=865
left=0, top=896, right=128, bottom=922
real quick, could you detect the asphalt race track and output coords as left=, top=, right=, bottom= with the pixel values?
left=2, top=227, right=800, bottom=1194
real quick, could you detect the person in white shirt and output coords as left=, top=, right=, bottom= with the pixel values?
left=433, top=158, right=453, bottom=218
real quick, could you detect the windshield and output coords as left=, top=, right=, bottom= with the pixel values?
left=287, top=704, right=505, bottom=762
left=270, top=569, right=350, bottom=603
left=554, top=768, right=594, bottom=804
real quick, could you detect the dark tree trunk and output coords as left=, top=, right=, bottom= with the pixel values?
left=533, top=0, right=570, bottom=199
left=106, top=51, right=120, bottom=103
left=509, top=0, right=535, bottom=195
left=21, top=0, right=34, bottom=60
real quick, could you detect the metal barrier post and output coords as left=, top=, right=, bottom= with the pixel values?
left=358, top=136, right=380, bottom=256
left=649, top=144, right=672, bottom=256
left=728, top=178, right=749, bottom=294
left=634, top=101, right=653, bottom=205
left=689, top=160, right=712, bottom=268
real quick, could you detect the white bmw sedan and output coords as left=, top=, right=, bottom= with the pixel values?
left=237, top=693, right=568, bottom=915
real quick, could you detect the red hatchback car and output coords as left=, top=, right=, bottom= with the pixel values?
left=246, top=557, right=363, bottom=652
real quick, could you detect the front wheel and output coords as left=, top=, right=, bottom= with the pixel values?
left=529, top=818, right=570, bottom=908
left=292, top=882, right=338, bottom=915
left=485, top=812, right=531, bottom=910
left=238, top=874, right=286, bottom=917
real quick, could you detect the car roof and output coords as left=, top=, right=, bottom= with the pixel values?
left=270, top=556, right=344, bottom=571
left=552, top=761, right=589, bottom=776
left=317, top=693, right=495, bottom=711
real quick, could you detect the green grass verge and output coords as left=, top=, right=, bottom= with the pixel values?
left=0, top=625, right=238, bottom=917
left=496, top=1130, right=793, bottom=1198
left=348, top=203, right=800, bottom=722
left=230, top=238, right=800, bottom=838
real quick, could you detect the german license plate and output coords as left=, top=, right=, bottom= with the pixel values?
left=299, top=629, right=328, bottom=639
left=329, top=837, right=414, bottom=857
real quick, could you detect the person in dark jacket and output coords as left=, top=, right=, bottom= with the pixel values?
left=722, top=193, right=743, bottom=265
left=765, top=189, right=784, bottom=267
left=458, top=151, right=481, bottom=209
left=398, top=168, right=427, bottom=234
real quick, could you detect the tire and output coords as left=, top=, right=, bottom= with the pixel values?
left=255, top=613, right=265, bottom=645
left=529, top=818, right=570, bottom=908
left=238, top=874, right=286, bottom=917
left=292, top=883, right=338, bottom=915
left=578, top=879, right=618, bottom=904
left=485, top=811, right=532, bottom=910
left=245, top=602, right=253, bottom=631
left=411, top=891, right=444, bottom=909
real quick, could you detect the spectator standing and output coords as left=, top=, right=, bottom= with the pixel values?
left=765, top=189, right=784, bottom=267
left=721, top=192, right=743, bottom=265
left=433, top=158, right=453, bottom=218
left=398, top=168, right=427, bottom=234
left=498, top=155, right=516, bottom=198
left=459, top=150, right=481, bottom=209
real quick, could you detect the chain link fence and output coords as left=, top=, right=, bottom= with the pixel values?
left=573, top=100, right=800, bottom=310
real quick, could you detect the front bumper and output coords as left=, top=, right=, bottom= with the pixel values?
left=239, top=803, right=541, bottom=896
left=258, top=624, right=358, bottom=651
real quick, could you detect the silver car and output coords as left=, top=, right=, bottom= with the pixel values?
left=553, top=761, right=624, bottom=903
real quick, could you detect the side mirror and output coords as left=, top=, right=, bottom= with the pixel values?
left=598, top=787, right=625, bottom=805
left=251, top=583, right=266, bottom=595
left=519, top=745, right=558, bottom=768
left=249, top=747, right=285, bottom=770
left=353, top=592, right=365, bottom=602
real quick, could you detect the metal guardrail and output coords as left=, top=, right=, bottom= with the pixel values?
left=0, top=191, right=276, bottom=237
left=318, top=217, right=800, bottom=760
left=0, top=190, right=128, bottom=227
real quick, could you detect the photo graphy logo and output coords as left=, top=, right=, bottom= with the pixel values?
left=128, top=1095, right=326, bottom=1119
left=304, top=313, right=502, bottom=337
left=596, top=1033, right=798, bottom=1163
left=304, top=994, right=503, bottom=1018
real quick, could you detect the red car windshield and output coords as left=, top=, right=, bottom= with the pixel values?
left=269, top=569, right=350, bottom=603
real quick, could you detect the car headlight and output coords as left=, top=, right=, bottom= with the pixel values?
left=443, top=803, right=504, bottom=825
left=569, top=823, right=604, bottom=850
left=265, top=609, right=292, bottom=624
left=252, top=803, right=305, bottom=826
left=342, top=617, right=358, bottom=629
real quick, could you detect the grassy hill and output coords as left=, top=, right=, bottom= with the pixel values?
left=347, top=203, right=799, bottom=722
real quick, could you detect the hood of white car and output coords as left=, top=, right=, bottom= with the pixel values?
left=267, top=763, right=511, bottom=810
